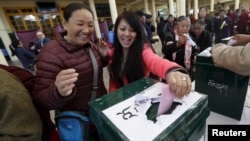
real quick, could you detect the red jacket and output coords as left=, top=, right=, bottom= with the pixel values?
left=237, top=11, right=250, bottom=34
left=108, top=43, right=183, bottom=92
left=33, top=34, right=107, bottom=113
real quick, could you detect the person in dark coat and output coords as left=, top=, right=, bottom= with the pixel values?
left=190, top=20, right=212, bottom=53
left=237, top=9, right=250, bottom=34
left=145, top=14, right=156, bottom=43
left=198, top=7, right=213, bottom=37
left=162, top=16, right=198, bottom=76
left=11, top=39, right=35, bottom=70
left=227, top=9, right=236, bottom=36
left=35, top=31, right=51, bottom=54
left=214, top=9, right=232, bottom=44
left=157, top=16, right=166, bottom=48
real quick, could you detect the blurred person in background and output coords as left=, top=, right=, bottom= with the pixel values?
left=236, top=9, right=250, bottom=34
left=190, top=19, right=212, bottom=53
left=162, top=16, right=198, bottom=78
left=214, top=9, right=231, bottom=44
left=10, top=39, right=35, bottom=71
left=35, top=31, right=51, bottom=54
left=198, top=7, right=213, bottom=38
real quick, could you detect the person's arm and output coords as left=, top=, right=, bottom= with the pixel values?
left=95, top=39, right=110, bottom=67
left=162, top=32, right=178, bottom=58
left=143, top=46, right=184, bottom=79
left=142, top=45, right=191, bottom=97
left=211, top=43, right=250, bottom=75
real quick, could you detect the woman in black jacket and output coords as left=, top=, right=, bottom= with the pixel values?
left=190, top=19, right=213, bottom=53
left=162, top=16, right=198, bottom=72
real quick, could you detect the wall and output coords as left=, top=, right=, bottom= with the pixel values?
left=0, top=0, right=83, bottom=63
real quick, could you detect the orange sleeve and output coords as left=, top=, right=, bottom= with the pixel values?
left=142, top=44, right=183, bottom=79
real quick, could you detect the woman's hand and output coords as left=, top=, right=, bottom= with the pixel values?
left=177, top=34, right=188, bottom=47
left=55, top=69, right=79, bottom=97
left=97, top=38, right=109, bottom=58
left=166, top=71, right=192, bottom=98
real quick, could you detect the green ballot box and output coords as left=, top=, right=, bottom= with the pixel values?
left=195, top=47, right=249, bottom=120
left=89, top=78, right=209, bottom=141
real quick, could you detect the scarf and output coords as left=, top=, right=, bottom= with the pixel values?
left=174, top=32, right=196, bottom=70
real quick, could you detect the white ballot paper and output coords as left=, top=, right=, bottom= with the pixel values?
left=102, top=82, right=202, bottom=141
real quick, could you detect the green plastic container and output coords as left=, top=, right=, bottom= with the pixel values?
left=89, top=78, right=209, bottom=141
left=194, top=48, right=249, bottom=120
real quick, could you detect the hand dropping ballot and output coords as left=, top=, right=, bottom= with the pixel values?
left=102, top=82, right=203, bottom=141
left=134, top=85, right=174, bottom=116
left=157, top=85, right=174, bottom=116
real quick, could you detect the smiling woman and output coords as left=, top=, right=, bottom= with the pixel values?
left=32, top=3, right=109, bottom=141
left=62, top=6, right=94, bottom=46
left=162, top=15, right=198, bottom=79
left=108, top=11, right=192, bottom=98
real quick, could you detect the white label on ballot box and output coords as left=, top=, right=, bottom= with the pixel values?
left=102, top=82, right=203, bottom=141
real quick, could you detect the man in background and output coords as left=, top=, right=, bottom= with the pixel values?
left=145, top=14, right=156, bottom=43
left=35, top=31, right=51, bottom=54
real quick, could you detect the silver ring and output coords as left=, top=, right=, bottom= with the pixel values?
left=181, top=77, right=187, bottom=81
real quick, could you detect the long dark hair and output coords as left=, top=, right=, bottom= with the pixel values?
left=110, top=11, right=152, bottom=86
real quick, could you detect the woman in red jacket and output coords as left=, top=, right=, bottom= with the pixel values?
left=108, top=11, right=191, bottom=98
left=32, top=3, right=108, bottom=140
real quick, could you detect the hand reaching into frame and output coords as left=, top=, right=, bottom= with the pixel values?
left=230, top=34, right=250, bottom=46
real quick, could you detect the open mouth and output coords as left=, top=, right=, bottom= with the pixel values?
left=122, top=38, right=131, bottom=45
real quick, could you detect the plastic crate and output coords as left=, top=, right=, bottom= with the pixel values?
left=89, top=78, right=209, bottom=141
left=194, top=48, right=249, bottom=120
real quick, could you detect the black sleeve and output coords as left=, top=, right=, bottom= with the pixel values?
left=205, top=31, right=213, bottom=47
left=151, top=25, right=156, bottom=32
left=206, top=18, right=213, bottom=33
left=162, top=32, right=178, bottom=60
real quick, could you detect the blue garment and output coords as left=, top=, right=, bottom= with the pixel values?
left=163, top=23, right=175, bottom=34
left=144, top=23, right=155, bottom=43
left=15, top=47, right=35, bottom=69
left=108, top=31, right=114, bottom=45
left=36, top=37, right=51, bottom=50
left=214, top=16, right=231, bottom=43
